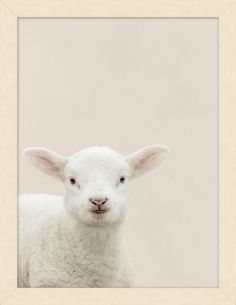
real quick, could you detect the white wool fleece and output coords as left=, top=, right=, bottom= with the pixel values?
left=18, top=145, right=169, bottom=287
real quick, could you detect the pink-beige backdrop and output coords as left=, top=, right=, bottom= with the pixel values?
left=18, top=18, right=218, bottom=287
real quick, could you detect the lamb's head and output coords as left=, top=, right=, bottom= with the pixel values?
left=24, top=145, right=169, bottom=226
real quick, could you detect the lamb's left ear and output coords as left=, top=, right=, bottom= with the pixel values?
left=126, top=145, right=169, bottom=178
left=23, top=147, right=68, bottom=180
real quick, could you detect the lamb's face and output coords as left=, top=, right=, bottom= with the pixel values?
left=24, top=145, right=169, bottom=226
left=63, top=147, right=130, bottom=225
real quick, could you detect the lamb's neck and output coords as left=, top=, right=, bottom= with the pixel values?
left=81, top=224, right=123, bottom=252
left=63, top=215, right=124, bottom=254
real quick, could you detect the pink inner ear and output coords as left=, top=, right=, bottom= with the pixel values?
left=134, top=152, right=157, bottom=171
left=36, top=154, right=60, bottom=173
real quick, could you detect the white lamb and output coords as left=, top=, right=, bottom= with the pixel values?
left=18, top=145, right=169, bottom=287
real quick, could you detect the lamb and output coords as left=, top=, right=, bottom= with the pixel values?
left=18, top=145, right=169, bottom=288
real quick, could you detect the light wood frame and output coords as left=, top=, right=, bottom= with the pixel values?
left=0, top=1, right=235, bottom=304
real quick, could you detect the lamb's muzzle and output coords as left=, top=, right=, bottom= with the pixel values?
left=89, top=196, right=108, bottom=206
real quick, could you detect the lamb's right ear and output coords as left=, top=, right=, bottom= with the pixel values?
left=23, top=147, right=68, bottom=180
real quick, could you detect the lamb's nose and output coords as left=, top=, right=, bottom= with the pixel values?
left=89, top=197, right=108, bottom=206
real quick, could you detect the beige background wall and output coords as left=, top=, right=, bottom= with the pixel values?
left=18, top=18, right=218, bottom=287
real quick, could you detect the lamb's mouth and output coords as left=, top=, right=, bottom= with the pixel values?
left=92, top=209, right=107, bottom=214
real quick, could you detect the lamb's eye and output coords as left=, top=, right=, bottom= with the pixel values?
left=70, top=178, right=76, bottom=185
left=120, top=176, right=125, bottom=184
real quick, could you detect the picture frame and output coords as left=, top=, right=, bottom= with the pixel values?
left=0, top=0, right=235, bottom=304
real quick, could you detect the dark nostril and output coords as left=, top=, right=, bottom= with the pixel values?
left=89, top=197, right=108, bottom=206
